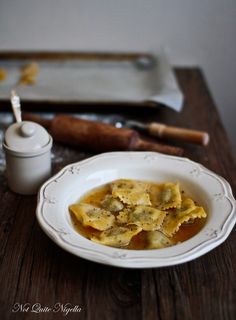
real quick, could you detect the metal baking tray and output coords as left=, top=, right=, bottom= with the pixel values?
left=0, top=52, right=183, bottom=112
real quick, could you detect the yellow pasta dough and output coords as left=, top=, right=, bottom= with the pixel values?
left=150, top=182, right=182, bottom=209
left=91, top=225, right=142, bottom=247
left=147, top=231, right=174, bottom=249
left=161, top=198, right=207, bottom=237
left=117, top=206, right=167, bottom=231
left=18, top=62, right=39, bottom=85
left=101, top=195, right=124, bottom=212
left=0, top=68, right=7, bottom=82
left=111, top=179, right=151, bottom=206
left=69, top=203, right=115, bottom=231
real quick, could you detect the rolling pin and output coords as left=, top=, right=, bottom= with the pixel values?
left=22, top=113, right=183, bottom=156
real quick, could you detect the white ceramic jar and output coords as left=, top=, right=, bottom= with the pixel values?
left=3, top=120, right=53, bottom=195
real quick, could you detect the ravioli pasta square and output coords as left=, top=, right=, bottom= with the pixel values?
left=111, top=179, right=151, bottom=206
left=117, top=206, right=167, bottom=231
left=101, top=195, right=124, bottom=212
left=69, top=203, right=115, bottom=231
left=91, top=225, right=142, bottom=247
left=116, top=209, right=129, bottom=224
left=161, top=198, right=207, bottom=237
left=147, top=231, right=174, bottom=249
left=150, top=182, right=181, bottom=209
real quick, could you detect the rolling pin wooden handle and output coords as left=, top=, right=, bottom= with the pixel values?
left=148, top=122, right=210, bottom=146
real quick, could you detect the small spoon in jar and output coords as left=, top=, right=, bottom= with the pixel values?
left=10, top=90, right=22, bottom=123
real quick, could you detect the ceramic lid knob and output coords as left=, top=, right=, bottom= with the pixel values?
left=20, top=122, right=36, bottom=137
left=4, top=121, right=50, bottom=152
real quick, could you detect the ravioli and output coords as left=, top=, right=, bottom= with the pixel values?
left=102, top=195, right=124, bottom=212
left=150, top=182, right=181, bottom=209
left=147, top=231, right=174, bottom=249
left=91, top=225, right=142, bottom=247
left=18, top=62, right=39, bottom=85
left=70, top=179, right=207, bottom=250
left=69, top=203, right=115, bottom=231
left=117, top=206, right=167, bottom=231
left=111, top=179, right=151, bottom=206
left=161, top=198, right=207, bottom=237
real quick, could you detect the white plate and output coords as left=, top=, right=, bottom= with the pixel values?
left=36, top=152, right=236, bottom=268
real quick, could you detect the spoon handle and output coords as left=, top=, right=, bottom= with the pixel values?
left=11, top=90, right=22, bottom=123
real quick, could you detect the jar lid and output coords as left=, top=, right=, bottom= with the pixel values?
left=4, top=121, right=50, bottom=152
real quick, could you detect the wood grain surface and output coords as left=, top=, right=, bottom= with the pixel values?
left=0, top=69, right=235, bottom=320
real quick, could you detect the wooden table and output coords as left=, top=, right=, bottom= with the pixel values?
left=0, top=69, right=235, bottom=320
